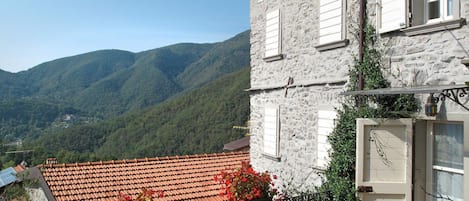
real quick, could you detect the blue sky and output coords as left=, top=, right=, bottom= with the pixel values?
left=0, top=0, right=250, bottom=73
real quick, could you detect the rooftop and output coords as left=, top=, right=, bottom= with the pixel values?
left=223, top=136, right=250, bottom=151
left=40, top=152, right=249, bottom=201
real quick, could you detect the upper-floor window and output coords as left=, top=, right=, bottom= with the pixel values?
left=264, top=9, right=283, bottom=62
left=378, top=0, right=462, bottom=35
left=426, top=0, right=453, bottom=23
left=319, top=0, right=343, bottom=44
left=316, top=0, right=348, bottom=51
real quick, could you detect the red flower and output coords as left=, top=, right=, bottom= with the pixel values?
left=157, top=191, right=164, bottom=198
left=115, top=188, right=163, bottom=201
left=215, top=161, right=278, bottom=201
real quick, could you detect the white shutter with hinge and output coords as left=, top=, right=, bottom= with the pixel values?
left=317, top=110, right=337, bottom=167
left=265, top=9, right=281, bottom=58
left=378, top=0, right=407, bottom=33
left=319, top=0, right=343, bottom=44
left=356, top=118, right=413, bottom=201
left=264, top=106, right=279, bottom=157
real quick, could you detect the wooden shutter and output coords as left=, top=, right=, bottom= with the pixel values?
left=378, top=0, right=407, bottom=33
left=410, top=0, right=425, bottom=26
left=319, top=0, right=343, bottom=44
left=356, top=118, right=413, bottom=201
left=317, top=110, right=337, bottom=167
left=265, top=9, right=281, bottom=58
left=263, top=106, right=279, bottom=157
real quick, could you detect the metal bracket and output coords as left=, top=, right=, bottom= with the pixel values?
left=357, top=186, right=373, bottom=193
left=434, top=86, right=469, bottom=111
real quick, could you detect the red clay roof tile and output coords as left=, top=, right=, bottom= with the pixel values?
left=40, top=151, right=248, bottom=201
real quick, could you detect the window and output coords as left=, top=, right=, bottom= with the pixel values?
left=263, top=106, right=280, bottom=159
left=264, top=9, right=282, bottom=61
left=427, top=121, right=464, bottom=201
left=319, top=0, right=344, bottom=44
left=377, top=0, right=462, bottom=35
left=426, top=0, right=453, bottom=23
left=317, top=110, right=337, bottom=167
left=377, top=0, right=407, bottom=33
left=316, top=0, right=348, bottom=51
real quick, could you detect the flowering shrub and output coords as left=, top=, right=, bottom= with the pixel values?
left=115, top=188, right=164, bottom=201
left=214, top=161, right=278, bottom=201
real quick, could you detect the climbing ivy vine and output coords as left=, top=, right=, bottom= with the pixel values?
left=309, top=24, right=419, bottom=201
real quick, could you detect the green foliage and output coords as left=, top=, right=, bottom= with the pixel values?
left=0, top=30, right=250, bottom=118
left=0, top=100, right=78, bottom=140
left=0, top=184, right=29, bottom=201
left=177, top=31, right=251, bottom=89
left=0, top=30, right=250, bottom=166
left=311, top=24, right=418, bottom=200
left=0, top=171, right=38, bottom=201
left=26, top=67, right=250, bottom=164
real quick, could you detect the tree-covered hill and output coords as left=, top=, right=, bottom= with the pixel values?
left=26, top=67, right=250, bottom=164
left=0, top=30, right=249, bottom=118
left=0, top=30, right=249, bottom=143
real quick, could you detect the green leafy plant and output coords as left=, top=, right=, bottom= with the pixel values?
left=308, top=24, right=419, bottom=201
left=215, top=161, right=278, bottom=201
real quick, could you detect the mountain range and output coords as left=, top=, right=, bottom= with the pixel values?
left=0, top=31, right=249, bottom=139
left=0, top=30, right=251, bottom=165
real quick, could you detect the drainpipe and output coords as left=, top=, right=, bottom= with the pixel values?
left=358, top=0, right=365, bottom=91
left=356, top=0, right=366, bottom=107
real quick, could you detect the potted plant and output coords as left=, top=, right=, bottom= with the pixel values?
left=214, top=161, right=278, bottom=201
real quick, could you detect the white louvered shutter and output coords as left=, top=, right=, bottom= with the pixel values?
left=379, top=0, right=407, bottom=33
left=265, top=9, right=281, bottom=58
left=317, top=110, right=337, bottom=167
left=319, top=0, right=343, bottom=44
left=263, top=106, right=279, bottom=157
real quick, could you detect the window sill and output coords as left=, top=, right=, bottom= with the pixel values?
left=315, top=39, right=349, bottom=52
left=263, top=54, right=284, bottom=62
left=403, top=18, right=466, bottom=36
left=262, top=153, right=281, bottom=161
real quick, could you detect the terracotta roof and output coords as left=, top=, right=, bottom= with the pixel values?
left=223, top=136, right=250, bottom=151
left=40, top=152, right=249, bottom=201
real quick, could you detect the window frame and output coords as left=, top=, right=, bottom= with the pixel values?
left=426, top=120, right=465, bottom=200
left=262, top=105, right=281, bottom=161
left=316, top=109, right=337, bottom=168
left=377, top=0, right=463, bottom=36
left=425, top=0, right=454, bottom=24
left=315, top=0, right=349, bottom=51
left=263, top=9, right=283, bottom=62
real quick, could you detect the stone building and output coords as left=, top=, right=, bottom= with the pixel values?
left=248, top=0, right=469, bottom=200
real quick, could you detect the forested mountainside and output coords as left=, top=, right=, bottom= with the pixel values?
left=0, top=31, right=250, bottom=141
left=22, top=67, right=250, bottom=165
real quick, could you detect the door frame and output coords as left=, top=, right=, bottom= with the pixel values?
left=424, top=113, right=468, bottom=201
left=355, top=118, right=413, bottom=201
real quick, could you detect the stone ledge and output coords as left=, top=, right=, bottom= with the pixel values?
left=262, top=153, right=281, bottom=161
left=314, top=39, right=349, bottom=52
left=263, top=54, right=284, bottom=62
left=403, top=18, right=466, bottom=36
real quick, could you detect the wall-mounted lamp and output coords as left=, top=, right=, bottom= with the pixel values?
left=425, top=93, right=438, bottom=116
left=462, top=58, right=469, bottom=67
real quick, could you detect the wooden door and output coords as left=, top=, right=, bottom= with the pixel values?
left=356, top=118, right=413, bottom=201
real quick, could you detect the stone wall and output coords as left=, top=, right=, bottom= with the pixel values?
left=250, top=0, right=359, bottom=87
left=249, top=0, right=469, bottom=193
left=250, top=86, right=344, bottom=191
left=368, top=1, right=469, bottom=114
left=249, top=0, right=358, bottom=191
